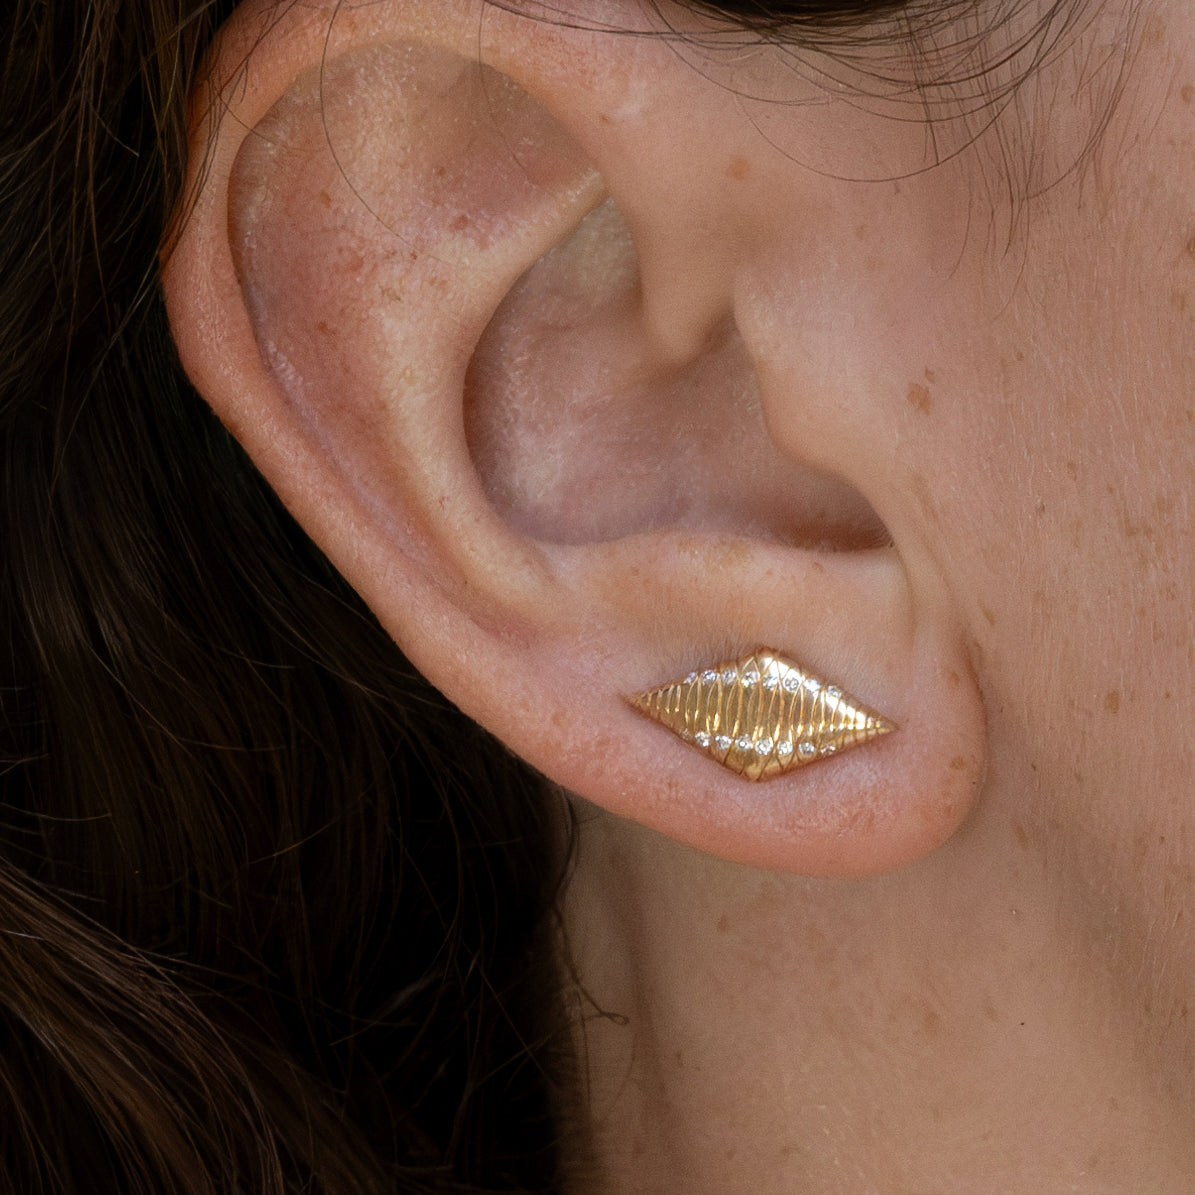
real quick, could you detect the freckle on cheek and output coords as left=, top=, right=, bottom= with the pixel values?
left=907, top=382, right=932, bottom=414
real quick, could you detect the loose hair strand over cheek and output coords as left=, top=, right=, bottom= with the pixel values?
left=598, top=0, right=1108, bottom=206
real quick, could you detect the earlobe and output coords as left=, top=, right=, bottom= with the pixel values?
left=164, top=0, right=986, bottom=879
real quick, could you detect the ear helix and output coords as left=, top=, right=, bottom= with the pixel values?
left=163, top=0, right=988, bottom=877
left=629, top=648, right=895, bottom=781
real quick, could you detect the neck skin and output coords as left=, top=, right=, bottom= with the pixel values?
left=558, top=787, right=1195, bottom=1194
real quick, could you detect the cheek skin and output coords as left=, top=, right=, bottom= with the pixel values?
left=905, top=1, right=1195, bottom=1097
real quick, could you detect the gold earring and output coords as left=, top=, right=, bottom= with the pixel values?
left=628, top=648, right=895, bottom=781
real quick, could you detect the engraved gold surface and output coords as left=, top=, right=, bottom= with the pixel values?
left=629, top=649, right=895, bottom=781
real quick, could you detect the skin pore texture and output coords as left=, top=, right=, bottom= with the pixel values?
left=164, top=0, right=1195, bottom=1188
left=545, top=4, right=1195, bottom=1191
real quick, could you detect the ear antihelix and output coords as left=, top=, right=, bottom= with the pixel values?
left=629, top=648, right=895, bottom=781
left=164, top=0, right=987, bottom=881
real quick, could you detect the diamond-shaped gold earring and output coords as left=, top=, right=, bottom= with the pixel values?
left=628, top=648, right=895, bottom=781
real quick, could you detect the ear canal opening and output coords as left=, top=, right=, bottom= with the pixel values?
left=463, top=199, right=892, bottom=552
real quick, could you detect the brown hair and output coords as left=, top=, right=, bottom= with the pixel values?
left=1, top=2, right=569, bottom=1189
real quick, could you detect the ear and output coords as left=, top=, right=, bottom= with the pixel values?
left=163, top=0, right=986, bottom=876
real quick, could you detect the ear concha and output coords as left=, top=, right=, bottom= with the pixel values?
left=628, top=648, right=895, bottom=781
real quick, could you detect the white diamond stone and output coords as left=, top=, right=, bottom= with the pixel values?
left=777, top=740, right=793, bottom=757
left=802, top=676, right=820, bottom=693
left=797, top=740, right=816, bottom=761
left=694, top=731, right=711, bottom=748
left=685, top=671, right=697, bottom=683
left=733, top=736, right=750, bottom=752
left=755, top=737, right=773, bottom=756
left=701, top=670, right=717, bottom=684
left=782, top=674, right=801, bottom=692
left=819, top=742, right=837, bottom=756
left=742, top=669, right=760, bottom=685
left=715, top=735, right=732, bottom=752
left=826, top=685, right=842, bottom=700
left=762, top=673, right=779, bottom=691
left=721, top=669, right=738, bottom=684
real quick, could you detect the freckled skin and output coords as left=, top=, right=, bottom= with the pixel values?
left=907, top=381, right=932, bottom=414
left=557, top=2, right=1195, bottom=1192
left=199, top=0, right=1195, bottom=1189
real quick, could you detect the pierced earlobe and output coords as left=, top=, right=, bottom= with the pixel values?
left=629, top=648, right=895, bottom=781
